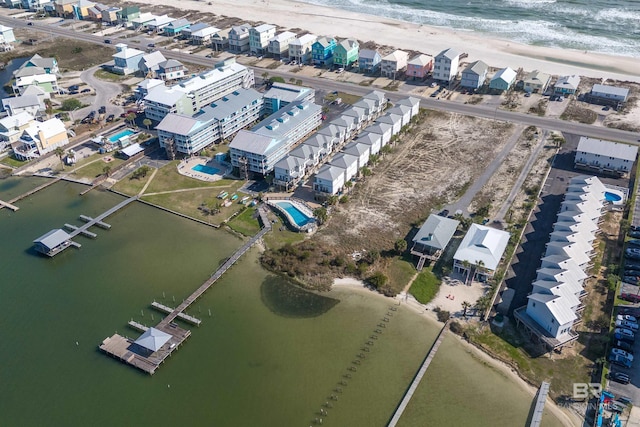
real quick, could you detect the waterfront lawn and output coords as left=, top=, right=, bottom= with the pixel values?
left=144, top=161, right=238, bottom=193
left=263, top=224, right=306, bottom=250
left=71, top=157, right=126, bottom=179
left=111, top=169, right=154, bottom=196
left=1, top=155, right=28, bottom=168
left=228, top=207, right=261, bottom=236
left=386, top=257, right=417, bottom=294
left=409, top=269, right=440, bottom=304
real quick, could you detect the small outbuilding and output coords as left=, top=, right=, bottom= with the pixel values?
left=134, top=327, right=172, bottom=352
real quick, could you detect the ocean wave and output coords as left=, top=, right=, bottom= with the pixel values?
left=594, top=8, right=640, bottom=25
left=502, top=0, right=557, bottom=8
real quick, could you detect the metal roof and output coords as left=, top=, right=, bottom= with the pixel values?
left=463, top=60, right=488, bottom=76
left=315, top=163, right=344, bottom=181
left=453, top=224, right=510, bottom=271
left=412, top=214, right=460, bottom=250
left=342, top=141, right=369, bottom=157
left=577, top=137, right=638, bottom=161
left=359, top=49, right=379, bottom=60
left=134, top=327, right=171, bottom=352
left=436, top=48, right=459, bottom=61
left=591, top=84, right=630, bottom=98
left=33, top=229, right=71, bottom=250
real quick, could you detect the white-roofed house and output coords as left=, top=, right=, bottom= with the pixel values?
left=342, top=141, right=370, bottom=170
left=387, top=104, right=412, bottom=127
left=290, top=143, right=322, bottom=168
left=453, top=224, right=510, bottom=282
left=288, top=34, right=317, bottom=64
left=135, top=78, right=165, bottom=100
left=358, top=49, right=381, bottom=74
left=130, top=12, right=157, bottom=29
left=268, top=31, right=297, bottom=59
left=139, top=51, right=168, bottom=78
left=406, top=54, right=433, bottom=80
left=0, top=111, right=35, bottom=148
left=342, top=105, right=367, bottom=131
left=375, top=112, right=402, bottom=136
left=575, top=137, right=638, bottom=177
left=249, top=24, right=276, bottom=55
left=411, top=214, right=460, bottom=266
left=317, top=123, right=346, bottom=148
left=585, top=84, right=630, bottom=109
left=523, top=70, right=551, bottom=94
left=380, top=50, right=409, bottom=79
left=273, top=155, right=306, bottom=190
left=352, top=98, right=378, bottom=122
left=2, top=93, right=44, bottom=117
left=0, top=24, right=16, bottom=47
left=156, top=59, right=186, bottom=81
left=12, top=117, right=68, bottom=160
left=524, top=293, right=578, bottom=342
left=12, top=66, right=58, bottom=95
left=303, top=133, right=333, bottom=159
left=189, top=24, right=220, bottom=45
left=367, top=122, right=392, bottom=147
left=433, top=48, right=459, bottom=82
left=396, top=97, right=420, bottom=119
left=147, top=15, right=176, bottom=33
left=112, top=44, right=145, bottom=75
left=489, top=67, right=517, bottom=92
left=330, top=152, right=359, bottom=182
left=330, top=115, right=357, bottom=141
left=554, top=75, right=580, bottom=95
left=314, top=164, right=345, bottom=195
left=356, top=131, right=381, bottom=155
left=362, top=90, right=387, bottom=112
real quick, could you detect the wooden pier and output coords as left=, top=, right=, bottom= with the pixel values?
left=64, top=224, right=97, bottom=238
left=387, top=321, right=449, bottom=427
left=66, top=196, right=137, bottom=240
left=0, top=199, right=19, bottom=211
left=529, top=381, right=550, bottom=427
left=0, top=177, right=61, bottom=211
left=150, top=301, right=202, bottom=326
left=101, top=206, right=273, bottom=375
left=79, top=214, right=111, bottom=229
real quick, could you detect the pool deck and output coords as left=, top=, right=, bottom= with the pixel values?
left=178, top=157, right=228, bottom=182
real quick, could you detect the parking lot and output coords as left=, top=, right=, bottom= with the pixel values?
left=608, top=307, right=640, bottom=407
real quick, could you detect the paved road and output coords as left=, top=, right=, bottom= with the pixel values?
left=79, top=65, right=124, bottom=119
left=3, top=16, right=639, bottom=146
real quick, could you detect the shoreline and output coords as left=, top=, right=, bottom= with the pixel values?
left=139, top=0, right=640, bottom=82
left=331, top=277, right=580, bottom=427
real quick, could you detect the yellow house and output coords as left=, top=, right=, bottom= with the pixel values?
left=73, top=0, right=96, bottom=20
left=12, top=118, right=68, bottom=161
left=55, top=0, right=76, bottom=18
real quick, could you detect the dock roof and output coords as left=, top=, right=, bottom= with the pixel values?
left=33, top=228, right=71, bottom=250
left=134, top=327, right=171, bottom=352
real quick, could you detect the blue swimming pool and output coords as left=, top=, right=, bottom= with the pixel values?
left=192, top=164, right=220, bottom=175
left=109, top=129, right=134, bottom=143
left=277, top=201, right=313, bottom=227
left=605, top=191, right=622, bottom=202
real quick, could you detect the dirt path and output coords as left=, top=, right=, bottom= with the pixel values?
left=138, top=168, right=158, bottom=196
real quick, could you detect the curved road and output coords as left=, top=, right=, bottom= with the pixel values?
left=79, top=65, right=124, bottom=119
left=4, top=16, right=639, bottom=145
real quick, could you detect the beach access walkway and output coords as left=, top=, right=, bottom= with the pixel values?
left=529, top=381, right=550, bottom=427
left=387, top=321, right=449, bottom=427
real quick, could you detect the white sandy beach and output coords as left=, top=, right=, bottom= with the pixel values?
left=140, top=0, right=640, bottom=82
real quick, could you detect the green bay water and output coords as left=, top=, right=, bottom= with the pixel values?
left=0, top=178, right=565, bottom=426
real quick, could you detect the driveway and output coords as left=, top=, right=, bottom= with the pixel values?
left=79, top=65, right=125, bottom=120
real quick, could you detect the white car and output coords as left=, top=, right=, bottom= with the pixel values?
left=611, top=348, right=634, bottom=361
left=615, top=328, right=635, bottom=339
left=617, top=320, right=639, bottom=331
left=618, top=314, right=638, bottom=323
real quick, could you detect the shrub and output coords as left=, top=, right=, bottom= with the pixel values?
left=367, top=271, right=388, bottom=289
left=449, top=321, right=463, bottom=335
left=435, top=308, right=450, bottom=323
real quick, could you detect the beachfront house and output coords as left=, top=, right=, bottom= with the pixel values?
left=249, top=24, right=276, bottom=55
left=190, top=25, right=220, bottom=45
left=330, top=152, right=359, bottom=182
left=131, top=12, right=157, bottom=29
left=411, top=214, right=460, bottom=267
left=116, top=5, right=139, bottom=24
left=289, top=34, right=317, bottom=64
left=367, top=122, right=392, bottom=147
left=406, top=54, right=433, bottom=80
left=11, top=117, right=68, bottom=161
left=584, top=84, right=630, bottom=109
left=342, top=141, right=370, bottom=170
left=460, top=60, right=488, bottom=90
left=453, top=224, right=510, bottom=281
left=101, top=6, right=120, bottom=25
left=229, top=101, right=322, bottom=175
left=489, top=67, right=517, bottom=92
left=574, top=136, right=638, bottom=177
left=55, top=0, right=76, bottom=18
left=380, top=50, right=409, bottom=79
left=375, top=112, right=402, bottom=136
left=112, top=44, right=145, bottom=75
left=156, top=59, right=186, bottom=81
left=522, top=70, right=551, bottom=94
left=0, top=112, right=36, bottom=146
left=312, top=37, right=337, bottom=66
left=356, top=131, right=381, bottom=155
left=333, top=39, right=359, bottom=69
left=163, top=19, right=191, bottom=37
left=268, top=31, right=297, bottom=59
left=554, top=75, right=580, bottom=95
left=0, top=25, right=15, bottom=47
left=263, top=82, right=315, bottom=115
left=157, top=88, right=263, bottom=157
left=229, top=24, right=251, bottom=53
left=273, top=155, right=306, bottom=189
left=358, top=49, right=381, bottom=74
left=433, top=48, right=459, bottom=83
left=147, top=15, right=175, bottom=33
left=314, top=164, right=345, bottom=195
left=211, top=28, right=230, bottom=51
left=182, top=23, right=209, bottom=41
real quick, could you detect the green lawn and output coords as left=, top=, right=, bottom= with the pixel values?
left=409, top=269, right=441, bottom=304
left=227, top=207, right=261, bottom=236
left=263, top=221, right=306, bottom=250
left=386, top=257, right=417, bottom=294
left=111, top=169, right=154, bottom=196
left=143, top=161, right=238, bottom=193
left=323, top=91, right=362, bottom=105
left=71, top=157, right=125, bottom=179
left=0, top=156, right=27, bottom=168
left=94, top=68, right=129, bottom=82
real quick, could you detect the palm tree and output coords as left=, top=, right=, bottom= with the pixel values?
left=344, top=181, right=353, bottom=192
left=461, top=301, right=471, bottom=318
left=461, top=260, right=471, bottom=285
left=125, top=113, right=137, bottom=127
left=143, top=118, right=152, bottom=130
left=102, top=165, right=112, bottom=177
left=474, top=260, right=486, bottom=282
left=474, top=295, right=491, bottom=320
left=313, top=207, right=328, bottom=224
left=54, top=147, right=65, bottom=170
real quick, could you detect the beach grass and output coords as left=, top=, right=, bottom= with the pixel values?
left=409, top=270, right=440, bottom=304
left=228, top=207, right=261, bottom=236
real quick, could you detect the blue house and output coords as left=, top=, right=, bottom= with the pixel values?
left=460, top=60, right=488, bottom=89
left=312, top=37, right=336, bottom=66
left=163, top=18, right=191, bottom=37
left=358, top=49, right=381, bottom=73
left=112, top=44, right=145, bottom=75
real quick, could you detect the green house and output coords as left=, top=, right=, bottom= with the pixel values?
left=117, top=6, right=140, bottom=23
left=333, top=39, right=359, bottom=68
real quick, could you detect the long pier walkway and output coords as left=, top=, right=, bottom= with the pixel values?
left=157, top=206, right=272, bottom=328
left=529, top=381, right=550, bottom=427
left=0, top=177, right=61, bottom=210
left=387, top=321, right=449, bottom=427
left=67, top=196, right=137, bottom=239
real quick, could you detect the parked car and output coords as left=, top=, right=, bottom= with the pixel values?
left=625, top=262, right=640, bottom=270
left=98, top=106, right=106, bottom=114
left=623, top=276, right=639, bottom=285
left=69, top=85, right=79, bottom=91
left=620, top=293, right=640, bottom=303
left=104, top=39, right=111, bottom=44
left=619, top=307, right=640, bottom=316
left=613, top=340, right=634, bottom=353
left=618, top=396, right=633, bottom=405
left=626, top=250, right=640, bottom=260
left=618, top=314, right=638, bottom=323
left=147, top=43, right=155, bottom=48
left=106, top=114, right=115, bottom=122
left=610, top=354, right=633, bottom=368
left=439, top=209, right=450, bottom=217
left=631, top=225, right=640, bottom=232
left=615, top=327, right=636, bottom=339
left=617, top=320, right=639, bottom=331
left=80, top=88, right=91, bottom=93
left=611, top=348, right=634, bottom=361
left=623, top=269, right=640, bottom=276
left=524, top=92, right=531, bottom=97
left=27, top=22, right=33, bottom=26
left=610, top=371, right=631, bottom=384
left=628, top=239, right=640, bottom=247
left=630, top=231, right=640, bottom=239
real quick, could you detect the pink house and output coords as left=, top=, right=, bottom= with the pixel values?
left=406, top=54, right=433, bottom=80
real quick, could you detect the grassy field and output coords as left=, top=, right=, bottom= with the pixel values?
left=71, top=157, right=125, bottom=179
left=409, top=269, right=440, bottom=304
left=0, top=156, right=27, bottom=168
left=263, top=221, right=306, bottom=250
left=385, top=257, right=417, bottom=294
left=227, top=207, right=261, bottom=236
left=111, top=169, right=154, bottom=196
left=94, top=68, right=129, bottom=82
left=143, top=161, right=238, bottom=193
left=323, top=91, right=362, bottom=105
left=3, top=37, right=113, bottom=71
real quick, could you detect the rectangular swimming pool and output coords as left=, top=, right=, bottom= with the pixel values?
left=109, top=129, right=134, bottom=143
left=192, top=164, right=220, bottom=175
left=276, top=201, right=313, bottom=227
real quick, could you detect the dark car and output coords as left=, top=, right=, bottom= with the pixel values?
left=626, top=262, right=640, bottom=270
left=27, top=22, right=33, bottom=26
left=621, top=293, right=640, bottom=303
left=98, top=106, right=106, bottom=114
left=147, top=43, right=155, bottom=48
left=626, top=252, right=640, bottom=261
left=614, top=340, right=634, bottom=353
left=106, top=114, right=115, bottom=122
left=630, top=231, right=640, bottom=239
left=631, top=225, right=640, bottom=232
left=104, top=39, right=111, bottom=44
left=623, top=276, right=640, bottom=285
left=80, top=88, right=91, bottom=93
left=619, top=307, right=640, bottom=316
left=628, top=240, right=640, bottom=247
left=439, top=209, right=450, bottom=217
left=610, top=371, right=631, bottom=384
left=69, top=91, right=79, bottom=95
left=610, top=354, right=633, bottom=368
left=69, top=85, right=79, bottom=91
left=615, top=332, right=636, bottom=343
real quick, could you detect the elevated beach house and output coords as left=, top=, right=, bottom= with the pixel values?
left=460, top=60, right=488, bottom=90
left=163, top=18, right=191, bottom=37
left=229, top=24, right=251, bottom=53
left=312, top=37, right=337, bottom=66
left=574, top=137, right=638, bottom=177
left=358, top=49, right=381, bottom=73
left=433, top=48, right=459, bottom=83
left=380, top=50, right=409, bottom=79
left=333, top=39, right=359, bottom=68
left=522, top=70, right=551, bottom=94
left=411, top=214, right=460, bottom=269
left=342, top=141, right=370, bottom=170
left=489, top=67, right=517, bottom=92
left=12, top=117, right=68, bottom=161
left=249, top=24, right=276, bottom=55
left=453, top=224, right=510, bottom=282
left=111, top=44, right=145, bottom=75
left=268, top=31, right=297, bottom=59
left=289, top=34, right=317, bottom=64
left=554, top=75, right=580, bottom=95
left=406, top=54, right=433, bottom=80
left=116, top=5, right=139, bottom=24
left=314, top=164, right=345, bottom=195
left=584, top=84, right=630, bottom=110
left=188, top=24, right=220, bottom=46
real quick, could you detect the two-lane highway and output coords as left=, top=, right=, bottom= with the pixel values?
left=4, top=15, right=638, bottom=145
